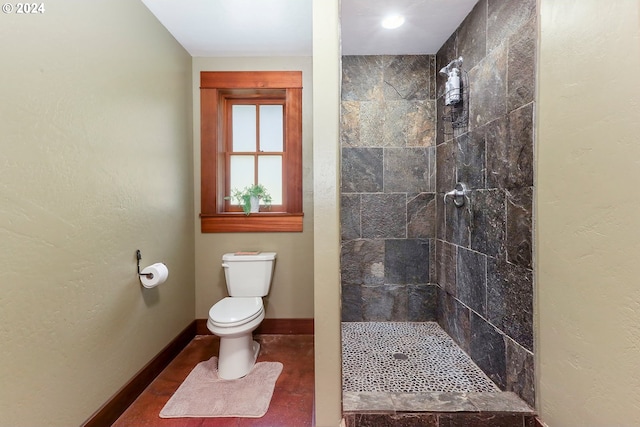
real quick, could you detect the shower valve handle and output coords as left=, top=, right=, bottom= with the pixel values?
left=443, top=182, right=469, bottom=208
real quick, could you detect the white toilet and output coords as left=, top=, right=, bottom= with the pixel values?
left=206, top=252, right=276, bottom=380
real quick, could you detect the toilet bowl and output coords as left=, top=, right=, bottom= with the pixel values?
left=207, top=297, right=265, bottom=379
left=206, top=252, right=276, bottom=380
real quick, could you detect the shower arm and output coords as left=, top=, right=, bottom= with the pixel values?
left=439, top=57, right=464, bottom=76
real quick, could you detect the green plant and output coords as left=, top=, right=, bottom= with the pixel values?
left=224, top=183, right=273, bottom=215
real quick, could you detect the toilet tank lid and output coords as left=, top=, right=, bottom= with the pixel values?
left=223, top=252, right=276, bottom=261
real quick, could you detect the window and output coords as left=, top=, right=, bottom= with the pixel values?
left=226, top=101, right=284, bottom=212
left=200, top=71, right=303, bottom=232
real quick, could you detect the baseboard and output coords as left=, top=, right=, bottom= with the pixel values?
left=195, top=318, right=314, bottom=335
left=81, top=320, right=197, bottom=427
left=534, top=417, right=547, bottom=427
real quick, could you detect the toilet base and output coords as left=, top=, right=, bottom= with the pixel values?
left=218, top=334, right=260, bottom=380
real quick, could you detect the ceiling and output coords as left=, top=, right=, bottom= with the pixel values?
left=341, top=0, right=478, bottom=55
left=141, top=0, right=479, bottom=57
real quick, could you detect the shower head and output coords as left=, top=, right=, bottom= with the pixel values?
left=439, top=56, right=464, bottom=75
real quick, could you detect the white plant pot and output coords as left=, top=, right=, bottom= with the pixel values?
left=250, top=196, right=260, bottom=213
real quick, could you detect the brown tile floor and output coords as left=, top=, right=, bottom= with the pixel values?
left=113, top=334, right=315, bottom=427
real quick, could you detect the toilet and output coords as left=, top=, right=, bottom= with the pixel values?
left=206, top=252, right=276, bottom=379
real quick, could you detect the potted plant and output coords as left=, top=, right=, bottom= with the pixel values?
left=225, top=183, right=273, bottom=215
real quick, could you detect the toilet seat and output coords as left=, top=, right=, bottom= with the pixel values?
left=208, top=297, right=263, bottom=328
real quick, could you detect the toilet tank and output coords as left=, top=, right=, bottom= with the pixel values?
left=222, top=252, right=277, bottom=297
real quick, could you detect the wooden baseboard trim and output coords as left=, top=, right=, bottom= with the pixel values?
left=81, top=320, right=197, bottom=427
left=196, top=318, right=314, bottom=335
left=258, top=318, right=314, bottom=334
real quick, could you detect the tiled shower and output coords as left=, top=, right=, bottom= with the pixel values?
left=340, top=0, right=536, bottom=408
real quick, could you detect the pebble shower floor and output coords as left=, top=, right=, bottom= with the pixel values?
left=341, top=322, right=500, bottom=393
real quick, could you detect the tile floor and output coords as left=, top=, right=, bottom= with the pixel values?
left=342, top=322, right=499, bottom=393
left=113, top=334, right=314, bottom=427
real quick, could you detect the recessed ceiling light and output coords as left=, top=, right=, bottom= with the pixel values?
left=381, top=14, right=405, bottom=30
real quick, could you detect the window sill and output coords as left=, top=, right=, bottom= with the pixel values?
left=200, top=212, right=303, bottom=233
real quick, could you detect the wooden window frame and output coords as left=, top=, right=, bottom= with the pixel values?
left=200, top=71, right=303, bottom=233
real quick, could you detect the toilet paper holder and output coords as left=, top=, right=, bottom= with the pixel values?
left=136, top=250, right=154, bottom=279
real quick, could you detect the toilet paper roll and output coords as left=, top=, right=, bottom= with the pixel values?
left=140, top=262, right=169, bottom=289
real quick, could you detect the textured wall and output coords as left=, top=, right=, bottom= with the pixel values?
left=538, top=1, right=640, bottom=425
left=192, top=57, right=314, bottom=320
left=435, top=0, right=536, bottom=407
left=0, top=1, right=194, bottom=426
left=340, top=55, right=438, bottom=322
left=313, top=1, right=343, bottom=423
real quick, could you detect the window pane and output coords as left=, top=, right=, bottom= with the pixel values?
left=229, top=155, right=254, bottom=200
left=258, top=156, right=282, bottom=205
left=259, top=105, right=283, bottom=152
left=232, top=105, right=256, bottom=152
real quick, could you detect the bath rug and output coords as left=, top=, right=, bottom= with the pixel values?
left=159, top=356, right=282, bottom=418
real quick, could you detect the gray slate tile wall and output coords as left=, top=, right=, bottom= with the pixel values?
left=340, top=55, right=438, bottom=323
left=435, top=0, right=536, bottom=407
left=339, top=0, right=536, bottom=409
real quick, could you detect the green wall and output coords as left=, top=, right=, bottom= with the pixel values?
left=0, top=1, right=194, bottom=425
left=192, top=57, right=314, bottom=320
